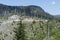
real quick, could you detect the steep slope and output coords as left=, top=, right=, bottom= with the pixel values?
left=0, top=15, right=48, bottom=40
left=0, top=4, right=54, bottom=20
left=0, top=15, right=60, bottom=40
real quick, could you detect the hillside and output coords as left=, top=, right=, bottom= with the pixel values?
left=0, top=15, right=48, bottom=40
left=0, top=4, right=54, bottom=20
left=0, top=15, right=60, bottom=40
left=54, top=15, right=60, bottom=18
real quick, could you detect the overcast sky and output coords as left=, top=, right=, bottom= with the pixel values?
left=0, top=0, right=60, bottom=15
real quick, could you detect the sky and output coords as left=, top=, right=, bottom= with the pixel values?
left=0, top=0, right=60, bottom=15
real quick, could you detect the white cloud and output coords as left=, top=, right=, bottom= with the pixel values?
left=52, top=1, right=56, bottom=5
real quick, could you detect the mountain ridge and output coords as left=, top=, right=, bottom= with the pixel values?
left=0, top=4, right=54, bottom=20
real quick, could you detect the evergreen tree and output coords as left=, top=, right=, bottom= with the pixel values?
left=14, top=20, right=25, bottom=40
